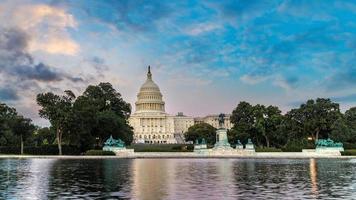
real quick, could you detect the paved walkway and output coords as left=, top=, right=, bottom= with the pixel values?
left=0, top=153, right=355, bottom=159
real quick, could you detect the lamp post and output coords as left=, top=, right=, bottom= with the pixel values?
left=96, top=137, right=99, bottom=148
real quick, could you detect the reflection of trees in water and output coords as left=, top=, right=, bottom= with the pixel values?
left=313, top=159, right=356, bottom=198
left=47, top=159, right=133, bottom=199
left=232, top=159, right=313, bottom=198
left=1, top=159, right=355, bottom=199
left=0, top=159, right=31, bottom=199
left=0, top=159, right=56, bottom=199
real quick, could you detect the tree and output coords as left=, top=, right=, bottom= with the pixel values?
left=227, top=128, right=249, bottom=145
left=37, top=90, right=76, bottom=155
left=80, top=82, right=131, bottom=119
left=253, top=105, right=283, bottom=148
left=73, top=82, right=133, bottom=148
left=34, top=127, right=56, bottom=146
left=184, top=123, right=216, bottom=145
left=278, top=108, right=304, bottom=147
left=0, top=103, right=17, bottom=139
left=230, top=102, right=283, bottom=148
left=10, top=116, right=35, bottom=154
left=330, top=116, right=351, bottom=143
left=293, top=98, right=340, bottom=141
left=344, top=107, right=356, bottom=143
left=230, top=101, right=255, bottom=142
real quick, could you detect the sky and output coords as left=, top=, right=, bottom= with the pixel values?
left=0, top=0, right=355, bottom=126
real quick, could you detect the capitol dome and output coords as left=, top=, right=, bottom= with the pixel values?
left=135, top=66, right=165, bottom=113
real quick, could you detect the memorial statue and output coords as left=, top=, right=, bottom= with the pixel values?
left=236, top=140, right=242, bottom=145
left=104, top=135, right=125, bottom=148
left=218, top=113, right=225, bottom=128
left=315, top=138, right=343, bottom=148
left=236, top=139, right=243, bottom=149
left=201, top=138, right=206, bottom=145
left=245, top=138, right=255, bottom=150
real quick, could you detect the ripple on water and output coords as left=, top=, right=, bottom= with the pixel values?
left=0, top=158, right=355, bottom=199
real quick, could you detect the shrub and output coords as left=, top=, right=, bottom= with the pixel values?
left=343, top=143, right=356, bottom=150
left=85, top=150, right=116, bottom=156
left=341, top=150, right=356, bottom=156
left=282, top=146, right=303, bottom=152
left=255, top=147, right=282, bottom=152
left=0, top=145, right=81, bottom=155
left=281, top=139, right=311, bottom=152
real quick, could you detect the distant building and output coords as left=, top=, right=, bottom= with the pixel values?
left=197, top=114, right=233, bottom=130
left=129, top=66, right=233, bottom=144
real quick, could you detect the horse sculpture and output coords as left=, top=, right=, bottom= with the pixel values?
left=315, top=138, right=343, bottom=148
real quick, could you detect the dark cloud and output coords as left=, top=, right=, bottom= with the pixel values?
left=12, top=63, right=62, bottom=82
left=89, top=56, right=109, bottom=71
left=0, top=87, right=19, bottom=101
left=0, top=27, right=83, bottom=83
left=327, top=66, right=356, bottom=90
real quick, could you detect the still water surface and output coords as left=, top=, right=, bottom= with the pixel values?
left=0, top=158, right=355, bottom=199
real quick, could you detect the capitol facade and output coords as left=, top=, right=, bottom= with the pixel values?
left=129, top=66, right=232, bottom=144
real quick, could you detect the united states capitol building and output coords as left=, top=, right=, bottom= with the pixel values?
left=129, top=66, right=232, bottom=144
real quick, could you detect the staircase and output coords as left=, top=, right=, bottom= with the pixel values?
left=174, top=133, right=186, bottom=144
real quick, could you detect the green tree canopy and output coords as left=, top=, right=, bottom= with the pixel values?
left=10, top=116, right=35, bottom=154
left=291, top=98, right=341, bottom=141
left=230, top=102, right=283, bottom=147
left=184, top=123, right=216, bottom=145
left=37, top=90, right=76, bottom=155
left=0, top=102, right=36, bottom=150
left=73, top=82, right=133, bottom=148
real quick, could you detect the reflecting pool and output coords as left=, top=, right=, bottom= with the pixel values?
left=0, top=158, right=355, bottom=199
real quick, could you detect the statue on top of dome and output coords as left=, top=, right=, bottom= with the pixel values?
left=147, top=65, right=152, bottom=79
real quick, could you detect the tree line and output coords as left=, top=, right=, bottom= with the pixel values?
left=0, top=82, right=133, bottom=155
left=1, top=82, right=355, bottom=154
left=185, top=98, right=356, bottom=149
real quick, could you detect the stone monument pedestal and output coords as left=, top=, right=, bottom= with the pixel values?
left=236, top=140, right=243, bottom=149
left=103, top=146, right=134, bottom=156
left=213, top=128, right=233, bottom=150
left=315, top=147, right=344, bottom=156
left=315, top=139, right=344, bottom=156
left=245, top=139, right=255, bottom=151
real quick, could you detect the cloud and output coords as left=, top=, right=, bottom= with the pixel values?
left=209, top=0, right=278, bottom=24
left=240, top=74, right=269, bottom=85
left=184, top=23, right=221, bottom=36
left=54, top=1, right=173, bottom=33
left=240, top=73, right=299, bottom=91
left=326, top=66, right=356, bottom=90
left=332, top=93, right=356, bottom=103
left=0, top=2, right=79, bottom=55
left=0, top=87, right=19, bottom=101
left=0, top=27, right=82, bottom=82
left=277, top=0, right=344, bottom=21
left=272, top=76, right=299, bottom=91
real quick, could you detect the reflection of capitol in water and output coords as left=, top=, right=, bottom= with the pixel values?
left=129, top=159, right=334, bottom=200
left=131, top=159, right=236, bottom=200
